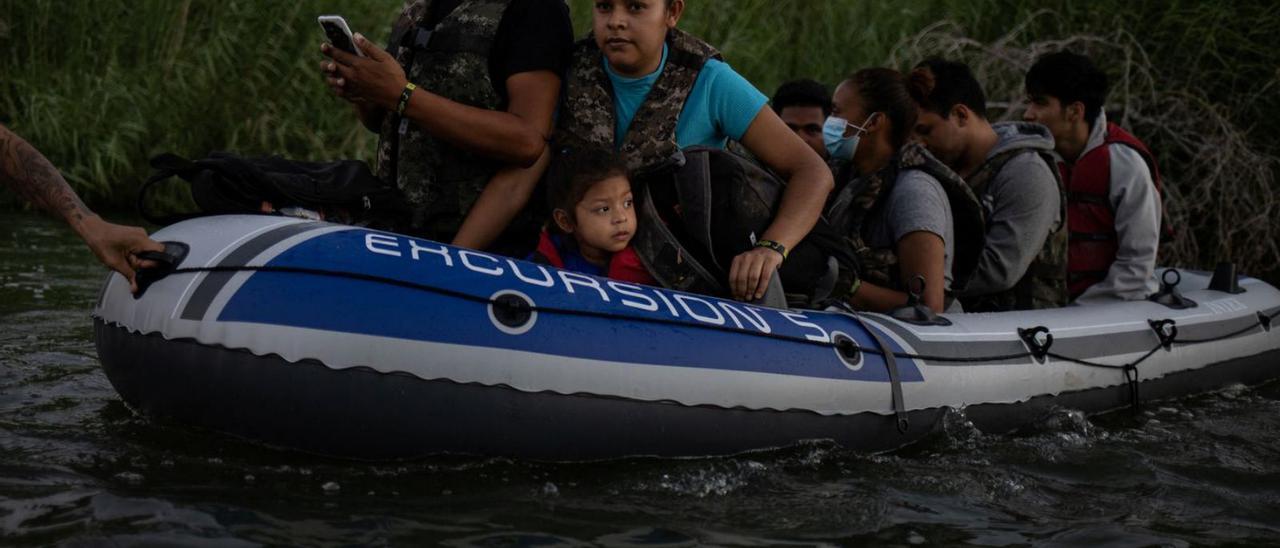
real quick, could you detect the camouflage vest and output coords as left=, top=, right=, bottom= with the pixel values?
left=826, top=143, right=986, bottom=295
left=962, top=146, right=1069, bottom=312
left=554, top=29, right=723, bottom=292
left=376, top=0, right=509, bottom=239
left=555, top=28, right=721, bottom=175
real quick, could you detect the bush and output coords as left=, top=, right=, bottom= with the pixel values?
left=571, top=0, right=1280, bottom=279
left=0, top=0, right=399, bottom=209
left=887, top=15, right=1279, bottom=279
left=5, top=0, right=1277, bottom=279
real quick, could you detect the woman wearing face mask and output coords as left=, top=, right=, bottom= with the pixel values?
left=554, top=0, right=833, bottom=303
left=824, top=69, right=986, bottom=313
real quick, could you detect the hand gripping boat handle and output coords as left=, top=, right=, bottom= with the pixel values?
left=133, top=241, right=190, bottom=298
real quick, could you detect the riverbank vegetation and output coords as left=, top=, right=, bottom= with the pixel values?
left=2, top=0, right=1276, bottom=279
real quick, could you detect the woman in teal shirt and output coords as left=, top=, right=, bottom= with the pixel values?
left=555, top=0, right=833, bottom=302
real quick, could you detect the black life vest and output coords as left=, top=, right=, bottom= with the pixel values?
left=826, top=143, right=985, bottom=295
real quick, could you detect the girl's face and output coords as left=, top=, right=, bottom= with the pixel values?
left=593, top=0, right=684, bottom=78
left=554, top=175, right=637, bottom=265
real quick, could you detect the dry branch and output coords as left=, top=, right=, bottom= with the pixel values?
left=888, top=15, right=1280, bottom=277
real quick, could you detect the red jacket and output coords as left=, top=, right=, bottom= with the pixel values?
left=531, top=230, right=658, bottom=286
left=1059, top=122, right=1165, bottom=299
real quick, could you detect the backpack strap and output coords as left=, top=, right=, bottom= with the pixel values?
left=631, top=181, right=725, bottom=295
left=136, top=154, right=204, bottom=225
left=672, top=148, right=717, bottom=269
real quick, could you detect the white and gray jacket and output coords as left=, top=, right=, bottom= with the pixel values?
left=1071, top=112, right=1161, bottom=304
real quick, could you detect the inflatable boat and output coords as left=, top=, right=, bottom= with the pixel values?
left=93, top=215, right=1280, bottom=459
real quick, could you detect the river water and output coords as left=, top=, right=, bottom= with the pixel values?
left=2, top=210, right=1279, bottom=546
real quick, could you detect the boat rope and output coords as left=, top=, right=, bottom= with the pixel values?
left=152, top=264, right=1280, bottom=413
left=1123, top=363, right=1142, bottom=413
left=834, top=301, right=910, bottom=433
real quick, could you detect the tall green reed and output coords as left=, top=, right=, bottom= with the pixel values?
left=1, top=0, right=399, bottom=209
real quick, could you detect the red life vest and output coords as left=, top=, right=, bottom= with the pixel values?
left=1059, top=122, right=1166, bottom=299
left=532, top=230, right=658, bottom=286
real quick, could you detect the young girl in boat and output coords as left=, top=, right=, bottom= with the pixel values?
left=530, top=148, right=656, bottom=284
left=554, top=0, right=833, bottom=302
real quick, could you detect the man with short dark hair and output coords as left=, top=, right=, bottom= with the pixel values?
left=1024, top=50, right=1162, bottom=303
left=908, top=59, right=1068, bottom=311
left=772, top=79, right=831, bottom=159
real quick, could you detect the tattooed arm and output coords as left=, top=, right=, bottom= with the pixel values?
left=0, top=124, right=163, bottom=292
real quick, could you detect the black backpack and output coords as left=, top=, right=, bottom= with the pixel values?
left=138, top=152, right=409, bottom=228
left=633, top=146, right=856, bottom=308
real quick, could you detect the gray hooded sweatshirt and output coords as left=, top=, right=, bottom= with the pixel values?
left=957, top=122, right=1062, bottom=297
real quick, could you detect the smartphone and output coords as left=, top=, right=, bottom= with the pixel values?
left=318, top=15, right=364, bottom=57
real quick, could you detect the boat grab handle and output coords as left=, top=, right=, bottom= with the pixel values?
left=133, top=241, right=190, bottom=299
left=1148, top=268, right=1197, bottom=310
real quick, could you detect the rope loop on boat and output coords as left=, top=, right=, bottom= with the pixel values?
left=1149, top=319, right=1178, bottom=350
left=842, top=306, right=910, bottom=433
left=1122, top=363, right=1142, bottom=413
left=149, top=265, right=1279, bottom=357
left=1017, top=326, right=1054, bottom=361
left=142, top=264, right=1280, bottom=416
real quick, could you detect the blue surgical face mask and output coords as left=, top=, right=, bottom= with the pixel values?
left=823, top=113, right=878, bottom=161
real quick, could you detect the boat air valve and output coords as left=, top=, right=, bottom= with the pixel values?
left=1149, top=319, right=1178, bottom=350
left=888, top=276, right=951, bottom=326
left=1017, top=326, right=1053, bottom=361
left=488, top=290, right=538, bottom=335
left=1148, top=269, right=1197, bottom=310
left=831, top=332, right=863, bottom=370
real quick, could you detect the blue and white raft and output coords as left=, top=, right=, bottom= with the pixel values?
left=94, top=215, right=1280, bottom=459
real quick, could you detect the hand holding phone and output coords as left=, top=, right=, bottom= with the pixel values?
left=318, top=15, right=365, bottom=57
left=319, top=15, right=409, bottom=112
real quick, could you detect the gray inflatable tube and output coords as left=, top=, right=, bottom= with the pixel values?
left=93, top=215, right=1280, bottom=459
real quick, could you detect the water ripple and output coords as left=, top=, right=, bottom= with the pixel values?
left=2, top=212, right=1279, bottom=546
